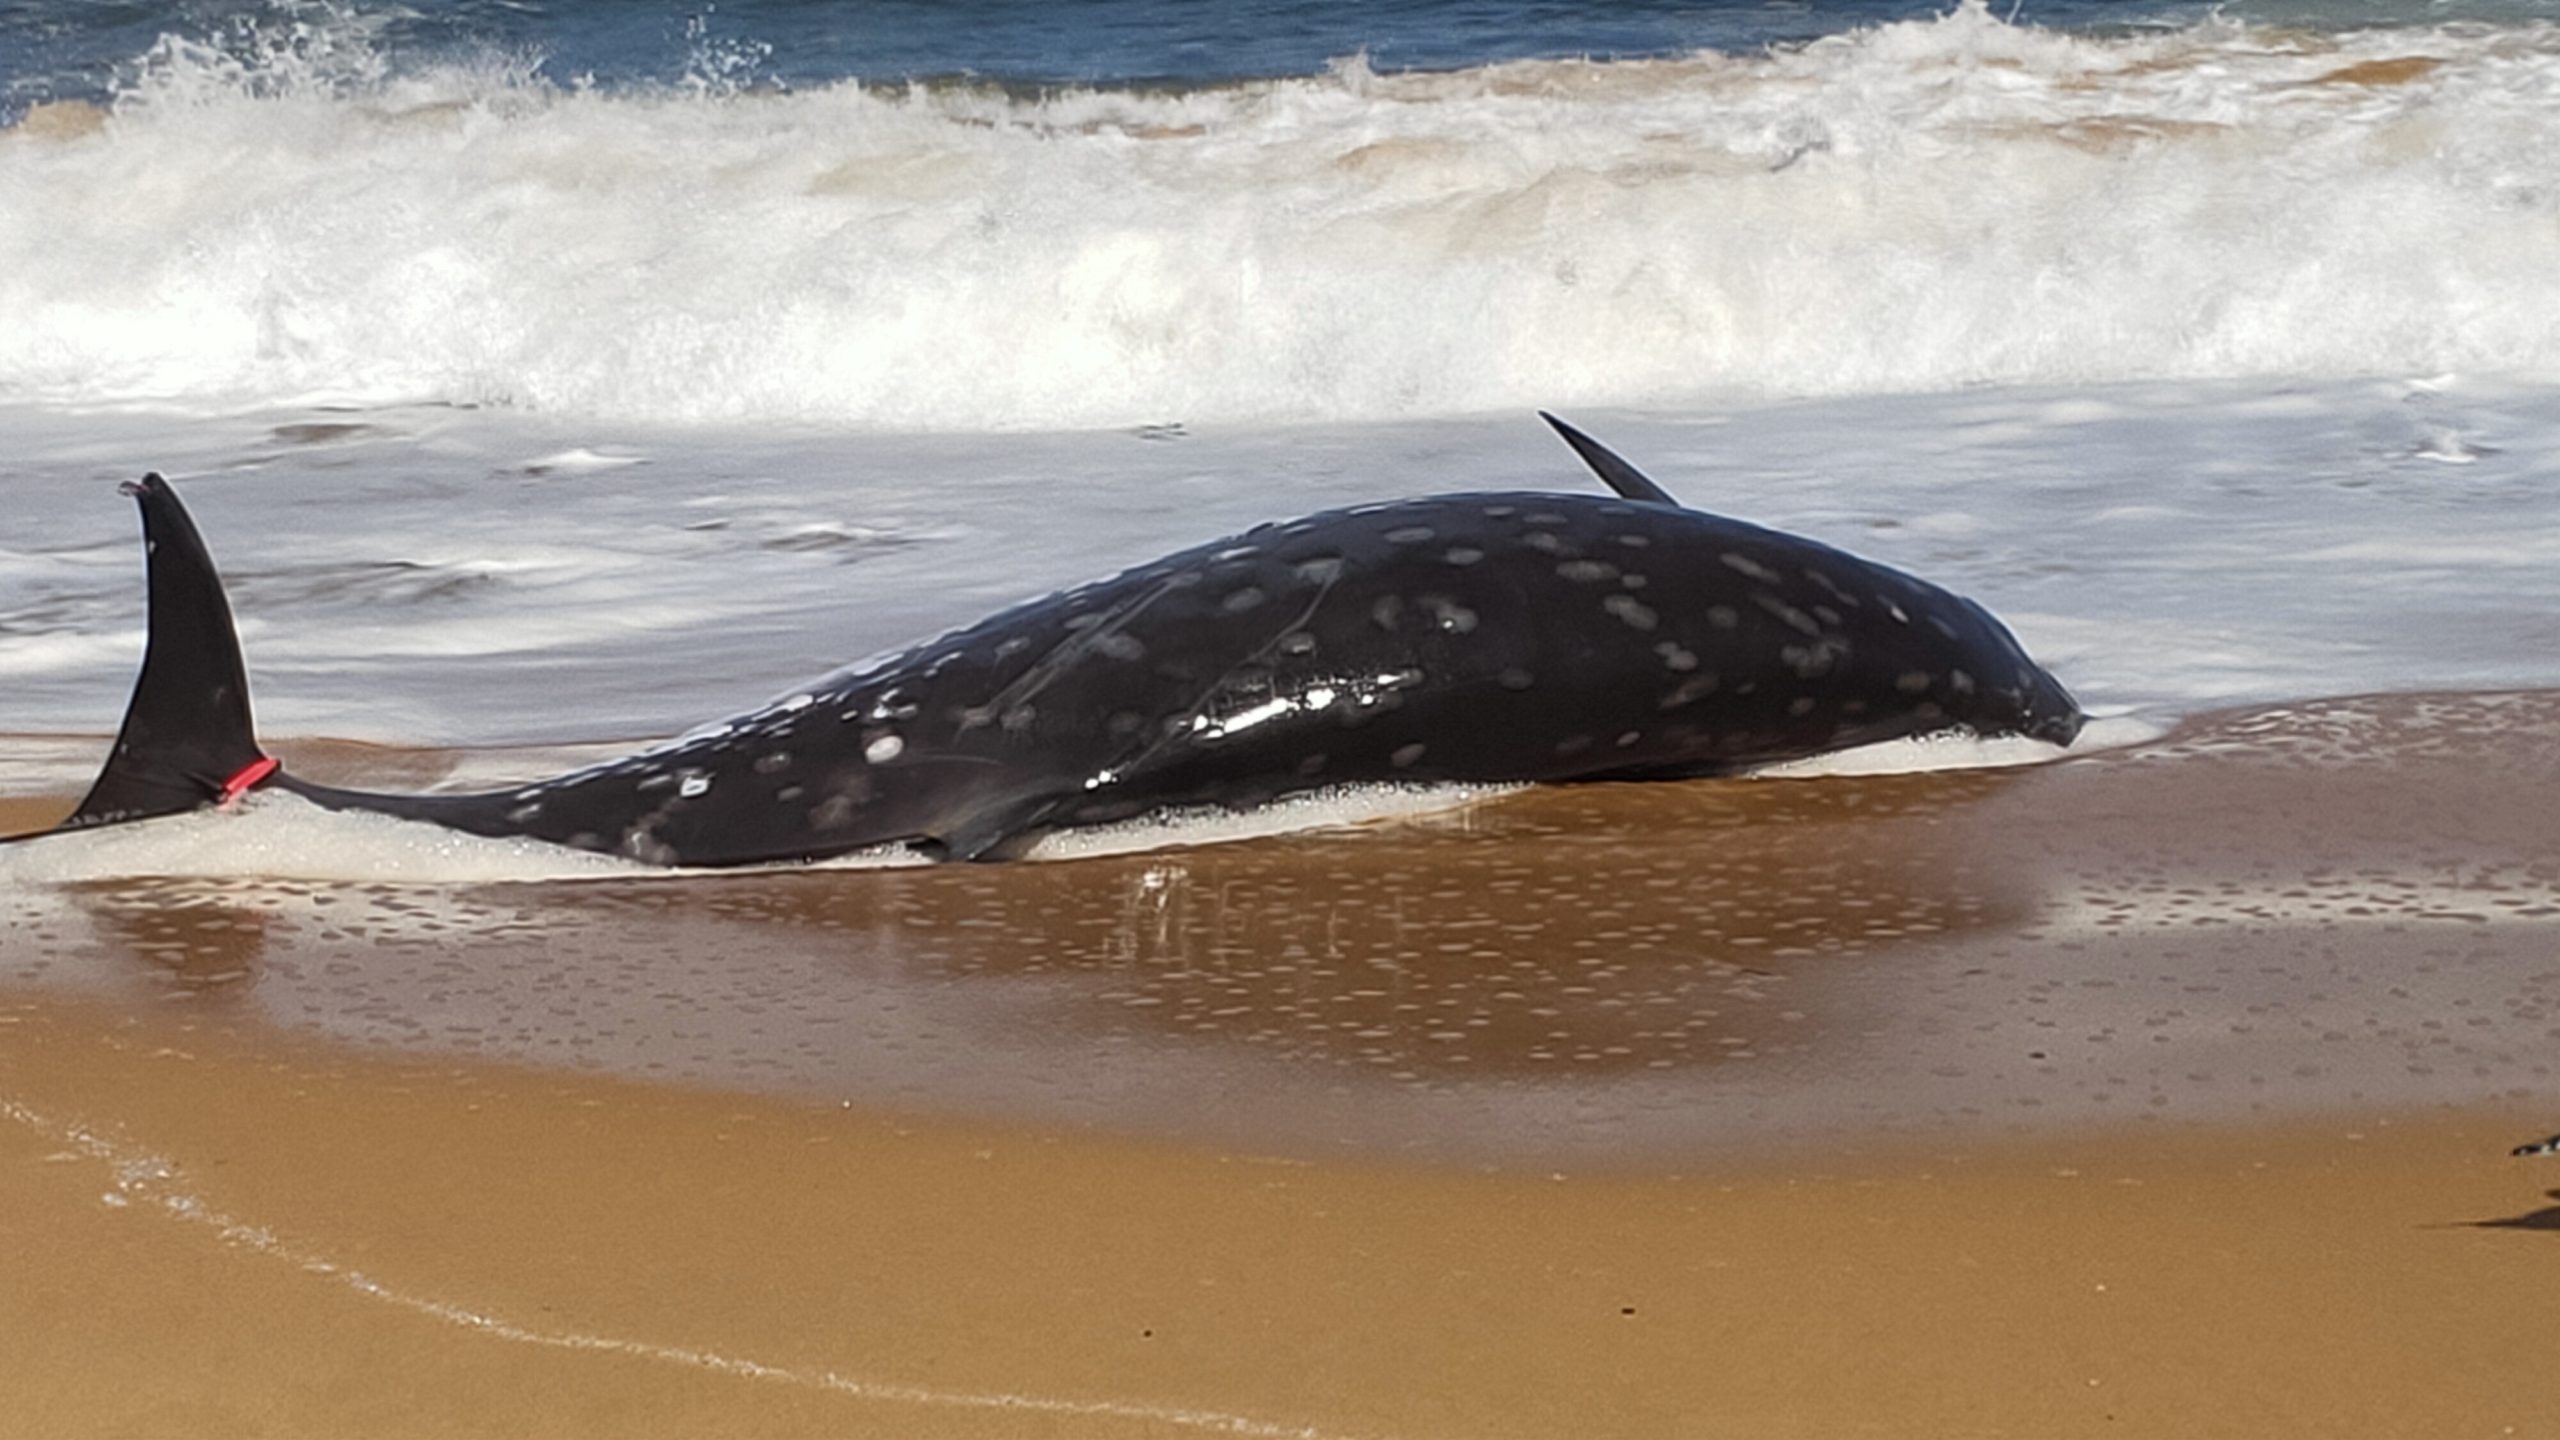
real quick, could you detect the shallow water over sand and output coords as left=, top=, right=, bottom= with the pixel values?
left=8, top=691, right=2556, bottom=1164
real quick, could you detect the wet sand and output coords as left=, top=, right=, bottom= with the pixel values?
left=4, top=999, right=2554, bottom=1439
left=5, top=692, right=2560, bottom=1435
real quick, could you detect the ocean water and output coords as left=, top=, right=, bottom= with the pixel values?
left=3, top=0, right=2559, bottom=802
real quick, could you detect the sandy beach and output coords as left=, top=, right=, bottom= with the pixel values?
left=3, top=996, right=2553, bottom=1440
left=6, top=692, right=2558, bottom=1437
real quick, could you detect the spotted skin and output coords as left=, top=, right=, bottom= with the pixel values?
left=43, top=431, right=2082, bottom=865
left=278, top=489, right=2082, bottom=863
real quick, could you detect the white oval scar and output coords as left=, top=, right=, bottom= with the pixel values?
left=866, top=735, right=905, bottom=763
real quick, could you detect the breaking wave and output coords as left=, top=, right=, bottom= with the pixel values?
left=5, top=2, right=2560, bottom=429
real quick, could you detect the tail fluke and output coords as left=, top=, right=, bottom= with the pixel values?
left=58, top=474, right=274, bottom=830
left=1540, top=412, right=1681, bottom=507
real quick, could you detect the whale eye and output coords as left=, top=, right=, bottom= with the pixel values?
left=1420, top=596, right=1478, bottom=634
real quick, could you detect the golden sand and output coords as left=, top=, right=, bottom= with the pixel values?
left=5, top=692, right=2560, bottom=1435
left=3, top=998, right=2554, bottom=1439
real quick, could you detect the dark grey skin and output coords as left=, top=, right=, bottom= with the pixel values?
left=38, top=417, right=2082, bottom=864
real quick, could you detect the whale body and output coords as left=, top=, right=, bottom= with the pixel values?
left=31, top=417, right=2082, bottom=864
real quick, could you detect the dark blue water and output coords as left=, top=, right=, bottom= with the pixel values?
left=4, top=0, right=2535, bottom=113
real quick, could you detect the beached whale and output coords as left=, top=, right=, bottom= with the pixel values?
left=30, top=416, right=2081, bottom=864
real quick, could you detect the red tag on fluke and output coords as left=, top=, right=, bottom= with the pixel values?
left=216, top=755, right=280, bottom=805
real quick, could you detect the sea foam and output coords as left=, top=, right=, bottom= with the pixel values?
left=4, top=4, right=2559, bottom=429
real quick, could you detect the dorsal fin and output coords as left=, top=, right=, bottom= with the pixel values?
left=1539, top=412, right=1680, bottom=507
left=59, top=474, right=272, bottom=830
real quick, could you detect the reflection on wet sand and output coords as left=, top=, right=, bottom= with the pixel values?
left=6, top=692, right=2560, bottom=1162
left=627, top=764, right=2029, bottom=1080
left=79, top=882, right=274, bottom=993
left=6, top=764, right=2043, bottom=1160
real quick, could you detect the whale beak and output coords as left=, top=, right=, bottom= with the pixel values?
left=2024, top=670, right=2085, bottom=748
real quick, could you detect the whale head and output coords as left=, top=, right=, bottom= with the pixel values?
left=1916, top=594, right=2084, bottom=749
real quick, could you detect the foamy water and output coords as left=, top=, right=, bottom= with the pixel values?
left=0, top=792, right=647, bottom=885
left=4, top=5, right=2559, bottom=428
left=0, top=780, right=1531, bottom=882
left=10, top=374, right=2556, bottom=747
